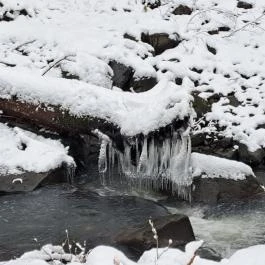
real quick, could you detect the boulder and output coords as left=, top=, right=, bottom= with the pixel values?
left=130, top=75, right=157, bottom=92
left=238, top=143, right=265, bottom=166
left=196, top=246, right=222, bottom=262
left=141, top=32, right=181, bottom=55
left=192, top=92, right=211, bottom=118
left=142, top=0, right=161, bottom=9
left=0, top=164, right=73, bottom=194
left=191, top=152, right=264, bottom=203
left=109, top=60, right=134, bottom=90
left=115, top=214, right=195, bottom=255
left=192, top=175, right=263, bottom=204
left=173, top=5, right=193, bottom=15
left=237, top=1, right=253, bottom=9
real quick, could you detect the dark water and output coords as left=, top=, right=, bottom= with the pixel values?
left=0, top=167, right=168, bottom=261
left=0, top=167, right=265, bottom=260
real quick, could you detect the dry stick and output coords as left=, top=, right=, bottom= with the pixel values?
left=13, top=39, right=36, bottom=51
left=41, top=54, right=74, bottom=76
left=186, top=254, right=197, bottom=265
left=0, top=61, right=16, bottom=67
left=224, top=12, right=265, bottom=38
left=186, top=8, right=238, bottom=30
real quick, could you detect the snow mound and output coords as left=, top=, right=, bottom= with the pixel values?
left=191, top=152, right=254, bottom=180
left=0, top=123, right=75, bottom=175
left=4, top=242, right=265, bottom=265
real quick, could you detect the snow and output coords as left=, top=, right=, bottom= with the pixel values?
left=0, top=123, right=75, bottom=175
left=191, top=152, right=254, bottom=180
left=3, top=242, right=265, bottom=265
left=0, top=67, right=192, bottom=136
left=0, top=0, right=264, bottom=149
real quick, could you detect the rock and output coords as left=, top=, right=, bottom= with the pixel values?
left=115, top=214, right=195, bottom=255
left=206, top=44, right=217, bottom=55
left=0, top=5, right=29, bottom=22
left=142, top=0, right=161, bottom=9
left=0, top=164, right=73, bottom=194
left=237, top=1, right=253, bottom=9
left=238, top=143, right=265, bottom=166
left=191, top=133, right=206, bottom=148
left=196, top=246, right=222, bottom=261
left=109, top=60, right=134, bottom=90
left=0, top=172, right=49, bottom=193
left=192, top=92, right=211, bottom=118
left=173, top=5, right=193, bottom=15
left=141, top=32, right=181, bottom=55
left=227, top=93, right=241, bottom=107
left=130, top=75, right=157, bottom=92
left=192, top=175, right=263, bottom=204
left=124, top=33, right=137, bottom=42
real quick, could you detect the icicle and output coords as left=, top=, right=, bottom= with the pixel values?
left=98, top=140, right=108, bottom=173
left=95, top=126, right=192, bottom=200
left=66, top=164, right=76, bottom=184
left=137, top=136, right=148, bottom=174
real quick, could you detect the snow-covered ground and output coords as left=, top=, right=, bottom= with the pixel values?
left=3, top=242, right=265, bottom=265
left=0, top=0, right=264, bottom=147
left=0, top=123, right=74, bottom=175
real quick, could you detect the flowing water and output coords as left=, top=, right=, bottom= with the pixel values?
left=0, top=165, right=265, bottom=261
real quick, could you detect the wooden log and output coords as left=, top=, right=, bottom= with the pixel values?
left=0, top=98, right=118, bottom=136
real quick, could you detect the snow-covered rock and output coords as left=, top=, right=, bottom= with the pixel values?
left=0, top=123, right=74, bottom=175
left=0, top=123, right=75, bottom=192
left=191, top=153, right=254, bottom=180
left=191, top=153, right=263, bottom=203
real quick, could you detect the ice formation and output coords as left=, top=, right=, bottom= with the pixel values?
left=96, top=127, right=192, bottom=200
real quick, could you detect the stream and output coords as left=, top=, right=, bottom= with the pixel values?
left=0, top=165, right=265, bottom=261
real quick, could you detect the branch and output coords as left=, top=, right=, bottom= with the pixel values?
left=41, top=54, right=75, bottom=76
left=13, top=39, right=36, bottom=51
left=0, top=61, right=16, bottom=67
left=224, top=12, right=265, bottom=37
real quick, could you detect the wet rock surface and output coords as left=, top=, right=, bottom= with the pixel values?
left=192, top=175, right=263, bottom=204
left=115, top=214, right=195, bottom=257
left=0, top=165, right=72, bottom=194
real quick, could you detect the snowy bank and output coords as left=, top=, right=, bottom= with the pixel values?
left=0, top=123, right=74, bottom=175
left=3, top=242, right=265, bottom=265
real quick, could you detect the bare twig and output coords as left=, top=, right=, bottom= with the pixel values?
left=224, top=12, right=265, bottom=37
left=13, top=39, right=36, bottom=51
left=186, top=8, right=238, bottom=30
left=41, top=54, right=75, bottom=76
left=187, top=254, right=196, bottom=265
left=0, top=60, right=16, bottom=67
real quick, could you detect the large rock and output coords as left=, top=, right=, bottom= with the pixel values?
left=238, top=143, right=265, bottom=166
left=142, top=0, right=161, bottom=9
left=141, top=32, right=181, bottom=55
left=109, top=60, right=134, bottom=91
left=191, top=152, right=264, bottom=203
left=173, top=5, right=193, bottom=15
left=130, top=74, right=157, bottom=92
left=0, top=165, right=73, bottom=194
left=237, top=1, right=253, bottom=9
left=192, top=92, right=211, bottom=118
left=192, top=175, right=263, bottom=204
left=115, top=214, right=195, bottom=255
